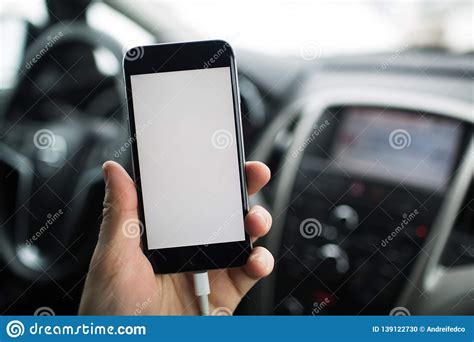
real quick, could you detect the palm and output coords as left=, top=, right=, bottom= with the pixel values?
left=112, top=249, right=200, bottom=315
left=79, top=161, right=272, bottom=315
left=103, top=245, right=253, bottom=315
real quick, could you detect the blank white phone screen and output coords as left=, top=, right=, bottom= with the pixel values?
left=130, top=67, right=245, bottom=249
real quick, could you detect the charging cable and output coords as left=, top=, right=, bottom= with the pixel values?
left=193, top=271, right=210, bottom=315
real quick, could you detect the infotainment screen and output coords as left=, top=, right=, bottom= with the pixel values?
left=331, top=108, right=462, bottom=190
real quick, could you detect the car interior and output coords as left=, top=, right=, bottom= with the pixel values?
left=0, top=0, right=472, bottom=316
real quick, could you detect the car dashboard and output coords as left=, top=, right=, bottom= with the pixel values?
left=238, top=51, right=473, bottom=315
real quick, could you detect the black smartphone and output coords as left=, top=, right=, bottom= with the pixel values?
left=123, top=40, right=251, bottom=274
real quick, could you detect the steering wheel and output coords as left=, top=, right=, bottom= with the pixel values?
left=250, top=88, right=473, bottom=315
left=0, top=21, right=129, bottom=281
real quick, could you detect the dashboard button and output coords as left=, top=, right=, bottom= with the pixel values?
left=330, top=205, right=359, bottom=230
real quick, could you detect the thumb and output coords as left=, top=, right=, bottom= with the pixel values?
left=97, top=161, right=141, bottom=253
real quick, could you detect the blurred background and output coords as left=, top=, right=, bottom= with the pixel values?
left=0, top=0, right=472, bottom=316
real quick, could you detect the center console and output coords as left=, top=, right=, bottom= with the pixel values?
left=272, top=104, right=469, bottom=315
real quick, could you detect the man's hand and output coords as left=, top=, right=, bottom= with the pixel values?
left=79, top=160, right=273, bottom=315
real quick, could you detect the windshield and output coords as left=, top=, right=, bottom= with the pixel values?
left=162, top=0, right=472, bottom=57
left=0, top=0, right=471, bottom=89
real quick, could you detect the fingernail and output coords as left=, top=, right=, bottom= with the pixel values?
left=102, top=163, right=109, bottom=184
left=251, top=253, right=264, bottom=265
left=252, top=209, right=269, bottom=228
left=251, top=253, right=270, bottom=271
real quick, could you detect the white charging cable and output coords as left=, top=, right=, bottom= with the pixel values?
left=192, top=271, right=210, bottom=315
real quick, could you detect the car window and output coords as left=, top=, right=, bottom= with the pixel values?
left=0, top=1, right=154, bottom=89
left=163, top=0, right=472, bottom=57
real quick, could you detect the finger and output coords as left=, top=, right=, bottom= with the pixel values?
left=245, top=205, right=272, bottom=243
left=245, top=161, right=271, bottom=195
left=98, top=161, right=140, bottom=252
left=227, top=246, right=274, bottom=298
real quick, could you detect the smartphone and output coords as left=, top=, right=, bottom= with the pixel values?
left=123, top=40, right=251, bottom=273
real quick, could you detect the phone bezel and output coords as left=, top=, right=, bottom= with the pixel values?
left=123, top=40, right=252, bottom=274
